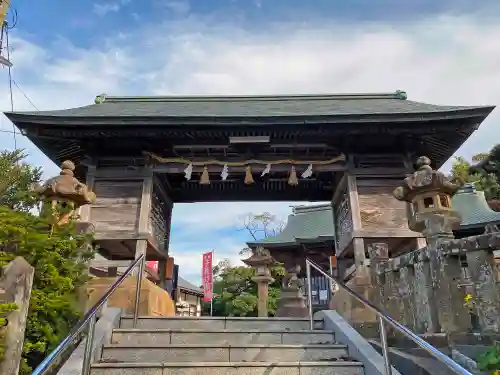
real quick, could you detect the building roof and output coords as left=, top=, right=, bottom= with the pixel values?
left=247, top=204, right=335, bottom=247
left=247, top=188, right=500, bottom=247
left=452, top=184, right=500, bottom=228
left=178, top=276, right=203, bottom=295
left=6, top=91, right=494, bottom=186
left=6, top=91, right=492, bottom=120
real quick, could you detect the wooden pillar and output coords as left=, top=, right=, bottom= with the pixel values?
left=134, top=173, right=153, bottom=274
left=347, top=175, right=365, bottom=266
left=79, top=165, right=96, bottom=222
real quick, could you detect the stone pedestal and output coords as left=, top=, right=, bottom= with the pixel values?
left=252, top=275, right=274, bottom=317
left=276, top=265, right=308, bottom=317
left=243, top=246, right=275, bottom=317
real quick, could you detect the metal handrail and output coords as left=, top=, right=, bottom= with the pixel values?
left=32, top=254, right=146, bottom=375
left=305, top=257, right=473, bottom=375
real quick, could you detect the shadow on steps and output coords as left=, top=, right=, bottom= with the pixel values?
left=369, top=340, right=457, bottom=375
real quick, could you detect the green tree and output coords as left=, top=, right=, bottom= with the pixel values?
left=0, top=149, right=42, bottom=211
left=450, top=153, right=500, bottom=201
left=0, top=151, right=95, bottom=373
left=203, top=213, right=286, bottom=317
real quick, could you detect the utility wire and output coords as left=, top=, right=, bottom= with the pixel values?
left=5, top=22, right=16, bottom=149
left=0, top=128, right=19, bottom=135
left=12, top=79, right=39, bottom=110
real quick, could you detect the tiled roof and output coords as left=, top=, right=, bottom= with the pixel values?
left=7, top=91, right=490, bottom=118
left=247, top=204, right=334, bottom=246
left=248, top=187, right=500, bottom=247
left=178, top=276, right=203, bottom=294
left=451, top=184, right=500, bottom=228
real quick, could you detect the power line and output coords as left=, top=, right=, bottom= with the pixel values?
left=5, top=22, right=15, bottom=148
left=11, top=79, right=39, bottom=110
left=0, top=128, right=20, bottom=135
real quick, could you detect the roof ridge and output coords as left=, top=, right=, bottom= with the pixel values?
left=93, top=90, right=408, bottom=104
left=292, top=203, right=332, bottom=214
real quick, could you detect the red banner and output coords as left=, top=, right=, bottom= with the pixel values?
left=202, top=252, right=213, bottom=302
left=147, top=261, right=159, bottom=271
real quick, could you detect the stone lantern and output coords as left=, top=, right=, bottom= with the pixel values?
left=393, top=156, right=463, bottom=241
left=242, top=246, right=275, bottom=317
left=37, top=160, right=96, bottom=226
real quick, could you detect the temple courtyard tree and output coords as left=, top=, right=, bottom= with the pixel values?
left=204, top=213, right=285, bottom=317
left=0, top=150, right=95, bottom=373
left=450, top=150, right=500, bottom=208
left=0, top=149, right=42, bottom=211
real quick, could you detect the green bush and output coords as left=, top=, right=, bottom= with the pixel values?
left=478, top=341, right=500, bottom=374
left=0, top=206, right=95, bottom=373
left=0, top=302, right=18, bottom=361
left=0, top=149, right=96, bottom=373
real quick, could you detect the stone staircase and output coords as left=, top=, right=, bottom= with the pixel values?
left=90, top=316, right=366, bottom=375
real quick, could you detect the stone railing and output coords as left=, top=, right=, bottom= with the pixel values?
left=369, top=226, right=500, bottom=335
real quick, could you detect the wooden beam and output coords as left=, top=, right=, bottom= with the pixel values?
left=347, top=175, right=362, bottom=231
left=331, top=173, right=347, bottom=205
left=89, top=260, right=133, bottom=268
left=352, top=229, right=425, bottom=238
left=356, top=179, right=403, bottom=188
left=94, top=168, right=152, bottom=180
left=173, top=143, right=334, bottom=150
left=349, top=167, right=409, bottom=177
left=153, top=175, right=173, bottom=207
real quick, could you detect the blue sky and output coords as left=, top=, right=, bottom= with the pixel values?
left=1, top=0, right=500, bottom=284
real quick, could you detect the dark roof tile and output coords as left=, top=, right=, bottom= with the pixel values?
left=8, top=91, right=490, bottom=118
left=178, top=276, right=203, bottom=294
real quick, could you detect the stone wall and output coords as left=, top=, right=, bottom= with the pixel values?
left=365, top=227, right=500, bottom=335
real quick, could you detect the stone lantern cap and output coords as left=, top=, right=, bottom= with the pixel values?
left=393, top=156, right=463, bottom=203
left=37, top=160, right=96, bottom=206
left=242, top=246, right=275, bottom=267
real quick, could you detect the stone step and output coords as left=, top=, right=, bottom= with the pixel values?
left=101, top=344, right=349, bottom=363
left=112, top=328, right=336, bottom=346
left=91, top=361, right=365, bottom=375
left=120, top=316, right=323, bottom=331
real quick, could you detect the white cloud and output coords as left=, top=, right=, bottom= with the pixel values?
left=169, top=236, right=245, bottom=285
left=93, top=0, right=130, bottom=17
left=172, top=202, right=294, bottom=231
left=2, top=11, right=500, bottom=280
left=162, top=0, right=191, bottom=15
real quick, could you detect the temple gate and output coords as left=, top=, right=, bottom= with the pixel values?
left=5, top=90, right=494, bottom=316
